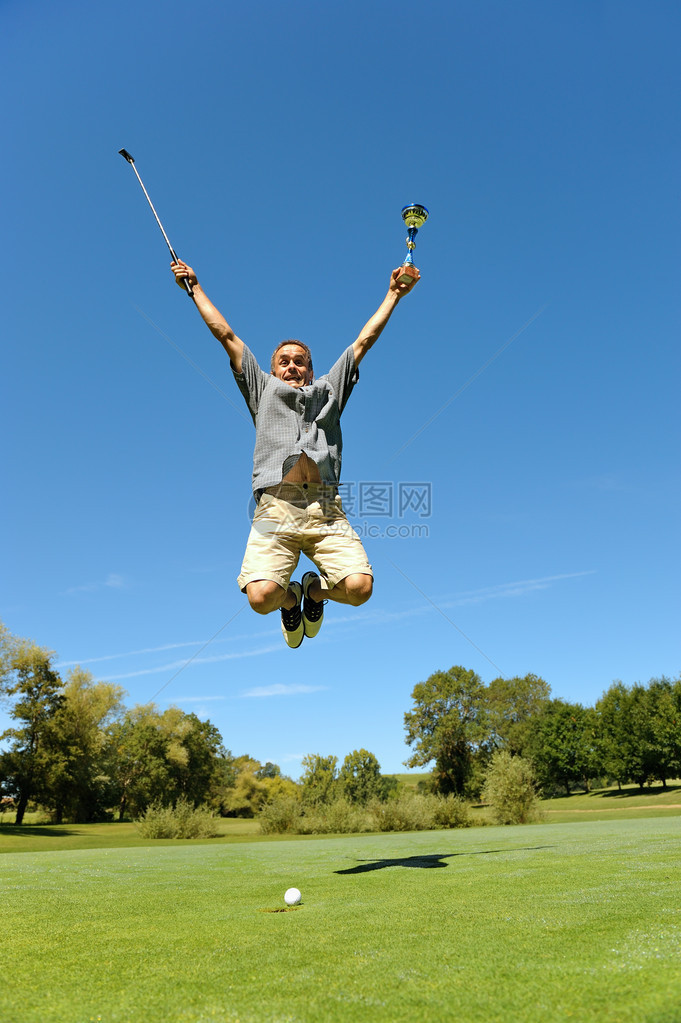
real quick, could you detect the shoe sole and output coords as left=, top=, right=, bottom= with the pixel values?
left=282, top=624, right=304, bottom=648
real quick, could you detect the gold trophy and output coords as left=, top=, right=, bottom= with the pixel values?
left=397, top=204, right=429, bottom=284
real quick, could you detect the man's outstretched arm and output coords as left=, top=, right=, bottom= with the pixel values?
left=352, top=267, right=420, bottom=367
left=171, top=260, right=244, bottom=373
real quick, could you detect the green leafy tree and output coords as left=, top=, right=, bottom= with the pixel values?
left=486, top=674, right=551, bottom=756
left=596, top=677, right=681, bottom=790
left=404, top=666, right=489, bottom=796
left=300, top=754, right=338, bottom=806
left=45, top=669, right=125, bottom=823
left=645, top=677, right=681, bottom=788
left=339, top=749, right=386, bottom=805
left=626, top=684, right=660, bottom=787
left=0, top=621, right=19, bottom=681
left=170, top=710, right=230, bottom=804
left=526, top=700, right=599, bottom=795
left=220, top=754, right=262, bottom=816
left=223, top=757, right=296, bottom=817
left=595, top=681, right=635, bottom=788
left=0, top=640, right=64, bottom=824
left=109, top=705, right=173, bottom=819
left=109, top=704, right=229, bottom=818
left=207, top=754, right=239, bottom=815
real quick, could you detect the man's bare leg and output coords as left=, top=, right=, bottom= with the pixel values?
left=246, top=579, right=299, bottom=615
left=306, top=573, right=373, bottom=607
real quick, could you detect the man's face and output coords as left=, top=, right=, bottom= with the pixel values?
left=273, top=345, right=313, bottom=388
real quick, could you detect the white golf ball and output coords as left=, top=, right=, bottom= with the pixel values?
left=284, top=887, right=301, bottom=906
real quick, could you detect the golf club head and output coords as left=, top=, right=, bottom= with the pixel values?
left=118, top=149, right=135, bottom=164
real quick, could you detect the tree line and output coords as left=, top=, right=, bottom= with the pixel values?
left=0, top=623, right=398, bottom=824
left=1, top=622, right=678, bottom=824
left=0, top=625, right=234, bottom=824
left=403, top=665, right=681, bottom=798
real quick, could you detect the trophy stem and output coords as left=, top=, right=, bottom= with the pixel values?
left=397, top=204, right=428, bottom=285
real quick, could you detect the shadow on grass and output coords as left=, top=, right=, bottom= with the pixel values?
left=597, top=783, right=681, bottom=800
left=335, top=846, right=554, bottom=874
left=0, top=826, right=79, bottom=838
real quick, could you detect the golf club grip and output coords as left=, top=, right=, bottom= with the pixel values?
left=170, top=251, right=194, bottom=298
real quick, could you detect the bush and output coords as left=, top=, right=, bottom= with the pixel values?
left=259, top=795, right=373, bottom=835
left=298, top=798, right=372, bottom=835
left=258, top=794, right=303, bottom=834
left=482, top=751, right=543, bottom=825
left=135, top=797, right=220, bottom=839
left=431, top=793, right=474, bottom=829
left=258, top=792, right=474, bottom=835
left=369, top=793, right=433, bottom=832
left=367, top=793, right=473, bottom=832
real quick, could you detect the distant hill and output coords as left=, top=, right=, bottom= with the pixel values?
left=385, top=772, right=431, bottom=792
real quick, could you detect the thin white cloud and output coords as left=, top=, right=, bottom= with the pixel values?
left=240, top=684, right=328, bottom=698
left=101, top=659, right=194, bottom=680
left=64, top=573, right=126, bottom=596
left=58, top=638, right=207, bottom=668
left=101, top=643, right=284, bottom=681
left=58, top=627, right=274, bottom=668
left=326, top=571, right=596, bottom=628
left=442, top=571, right=597, bottom=607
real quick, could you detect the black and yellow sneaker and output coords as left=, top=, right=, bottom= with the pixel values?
left=280, top=581, right=304, bottom=648
left=301, top=572, right=326, bottom=639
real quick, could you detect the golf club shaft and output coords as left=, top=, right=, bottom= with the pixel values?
left=119, top=150, right=193, bottom=298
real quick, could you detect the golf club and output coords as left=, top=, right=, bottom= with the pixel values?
left=118, top=149, right=193, bottom=297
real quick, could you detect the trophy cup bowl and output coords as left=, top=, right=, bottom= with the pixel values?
left=398, top=204, right=429, bottom=285
left=402, top=204, right=429, bottom=231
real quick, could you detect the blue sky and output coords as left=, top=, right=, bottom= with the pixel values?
left=2, top=0, right=679, bottom=779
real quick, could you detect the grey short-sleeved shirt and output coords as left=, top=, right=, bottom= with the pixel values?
left=232, top=343, right=359, bottom=495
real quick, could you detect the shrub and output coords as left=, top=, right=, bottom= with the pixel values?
left=135, top=797, right=220, bottom=839
left=482, top=751, right=543, bottom=825
left=298, top=798, right=372, bottom=835
left=367, top=793, right=473, bottom=832
left=258, top=792, right=474, bottom=835
left=259, top=796, right=373, bottom=835
left=367, top=794, right=415, bottom=832
left=431, top=793, right=474, bottom=829
left=258, top=794, right=303, bottom=834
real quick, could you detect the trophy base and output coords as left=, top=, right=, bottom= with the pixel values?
left=397, top=263, right=419, bottom=285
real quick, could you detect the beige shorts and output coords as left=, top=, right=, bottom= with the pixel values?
left=237, top=482, right=373, bottom=593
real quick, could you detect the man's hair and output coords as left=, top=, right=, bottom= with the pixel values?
left=270, top=339, right=313, bottom=377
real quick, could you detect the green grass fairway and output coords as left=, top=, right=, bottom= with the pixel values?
left=2, top=818, right=681, bottom=1022
left=541, top=782, right=681, bottom=821
left=0, top=818, right=263, bottom=854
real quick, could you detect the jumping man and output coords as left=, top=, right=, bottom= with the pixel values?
left=171, top=259, right=420, bottom=648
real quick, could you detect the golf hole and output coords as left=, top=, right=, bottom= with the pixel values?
left=259, top=906, right=301, bottom=913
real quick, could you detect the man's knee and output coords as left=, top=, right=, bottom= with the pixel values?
left=246, top=580, right=285, bottom=615
left=344, top=574, right=373, bottom=606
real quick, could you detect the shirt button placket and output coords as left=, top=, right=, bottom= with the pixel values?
left=299, top=395, right=309, bottom=431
